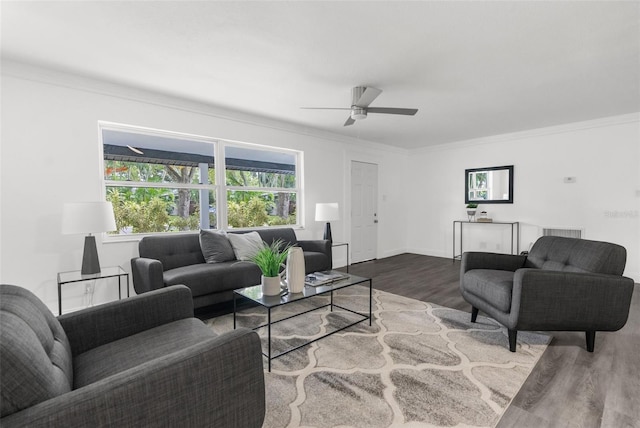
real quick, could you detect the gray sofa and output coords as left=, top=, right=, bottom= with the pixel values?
left=131, top=227, right=332, bottom=309
left=0, top=284, right=265, bottom=427
left=460, top=236, right=635, bottom=352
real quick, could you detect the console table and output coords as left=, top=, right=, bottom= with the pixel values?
left=452, top=221, right=520, bottom=262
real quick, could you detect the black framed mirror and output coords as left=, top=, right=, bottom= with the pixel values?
left=465, top=165, right=514, bottom=204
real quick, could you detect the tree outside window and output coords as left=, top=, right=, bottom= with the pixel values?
left=101, top=125, right=300, bottom=234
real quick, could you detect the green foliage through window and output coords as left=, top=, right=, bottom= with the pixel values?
left=102, top=127, right=299, bottom=235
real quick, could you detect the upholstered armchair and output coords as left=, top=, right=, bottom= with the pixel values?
left=460, top=236, right=635, bottom=352
left=0, top=284, right=265, bottom=427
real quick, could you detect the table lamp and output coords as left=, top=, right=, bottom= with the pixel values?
left=62, top=202, right=117, bottom=274
left=315, top=202, right=339, bottom=242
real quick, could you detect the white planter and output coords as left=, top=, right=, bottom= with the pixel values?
left=285, top=247, right=306, bottom=293
left=261, top=275, right=282, bottom=296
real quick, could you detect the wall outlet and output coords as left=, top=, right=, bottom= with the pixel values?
left=479, top=242, right=487, bottom=249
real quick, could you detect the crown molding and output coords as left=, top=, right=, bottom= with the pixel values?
left=411, top=112, right=640, bottom=154
left=1, top=59, right=409, bottom=155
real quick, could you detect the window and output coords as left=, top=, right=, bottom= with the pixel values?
left=101, top=123, right=301, bottom=235
left=224, top=146, right=297, bottom=228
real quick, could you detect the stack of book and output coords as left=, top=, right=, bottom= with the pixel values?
left=304, top=271, right=348, bottom=286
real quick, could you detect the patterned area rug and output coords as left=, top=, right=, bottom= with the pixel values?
left=208, top=286, right=550, bottom=428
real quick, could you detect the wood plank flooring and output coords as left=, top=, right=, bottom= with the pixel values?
left=343, top=253, right=640, bottom=428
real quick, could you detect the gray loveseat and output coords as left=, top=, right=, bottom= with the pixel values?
left=460, top=236, right=635, bottom=352
left=131, top=227, right=332, bottom=309
left=0, top=284, right=265, bottom=427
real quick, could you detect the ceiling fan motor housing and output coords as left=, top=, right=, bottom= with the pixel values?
left=351, top=107, right=367, bottom=120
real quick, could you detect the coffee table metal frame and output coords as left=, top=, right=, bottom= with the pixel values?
left=233, top=272, right=372, bottom=371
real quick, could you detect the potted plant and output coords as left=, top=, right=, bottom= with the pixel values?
left=249, top=239, right=291, bottom=296
left=466, top=203, right=478, bottom=221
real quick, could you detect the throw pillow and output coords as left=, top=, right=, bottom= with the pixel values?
left=227, top=231, right=264, bottom=261
left=199, top=230, right=236, bottom=263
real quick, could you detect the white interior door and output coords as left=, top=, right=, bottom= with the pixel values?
left=351, top=161, right=378, bottom=263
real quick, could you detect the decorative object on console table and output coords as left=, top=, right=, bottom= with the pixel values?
left=465, top=203, right=478, bottom=222
left=62, top=202, right=117, bottom=275
left=315, top=202, right=340, bottom=242
left=284, top=246, right=305, bottom=293
left=477, top=211, right=493, bottom=222
left=249, top=239, right=291, bottom=296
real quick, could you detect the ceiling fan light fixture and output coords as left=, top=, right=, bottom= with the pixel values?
left=351, top=107, right=367, bottom=120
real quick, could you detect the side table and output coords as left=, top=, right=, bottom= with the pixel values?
left=57, top=266, right=130, bottom=315
left=332, top=242, right=349, bottom=272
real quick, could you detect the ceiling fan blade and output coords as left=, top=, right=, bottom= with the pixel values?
left=344, top=116, right=355, bottom=126
left=300, top=107, right=351, bottom=110
left=367, top=107, right=418, bottom=116
left=353, top=86, right=382, bottom=107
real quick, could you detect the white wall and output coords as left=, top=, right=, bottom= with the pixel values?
left=0, top=63, right=409, bottom=312
left=2, top=63, right=637, bottom=316
left=406, top=115, right=640, bottom=281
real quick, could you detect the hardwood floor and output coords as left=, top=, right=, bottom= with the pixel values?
left=342, top=254, right=640, bottom=428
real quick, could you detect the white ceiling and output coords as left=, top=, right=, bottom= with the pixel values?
left=2, top=1, right=639, bottom=149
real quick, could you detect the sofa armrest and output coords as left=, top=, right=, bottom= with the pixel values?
left=58, top=285, right=194, bottom=356
left=131, top=257, right=164, bottom=294
left=509, top=269, right=635, bottom=331
left=461, top=252, right=526, bottom=274
left=299, top=239, right=332, bottom=269
left=298, top=239, right=330, bottom=254
left=1, top=328, right=265, bottom=428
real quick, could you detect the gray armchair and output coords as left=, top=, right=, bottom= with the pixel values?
left=460, top=236, right=635, bottom=352
left=0, top=284, right=265, bottom=427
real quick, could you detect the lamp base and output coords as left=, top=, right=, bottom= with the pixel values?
left=323, top=222, right=333, bottom=243
left=81, top=235, right=101, bottom=275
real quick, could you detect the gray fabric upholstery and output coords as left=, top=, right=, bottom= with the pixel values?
left=163, top=261, right=262, bottom=297
left=58, top=284, right=194, bottom=356
left=73, top=318, right=216, bottom=388
left=132, top=228, right=331, bottom=309
left=138, top=234, right=206, bottom=271
left=1, top=284, right=266, bottom=427
left=252, top=227, right=298, bottom=247
left=525, top=236, right=627, bottom=275
left=199, top=229, right=236, bottom=263
left=0, top=285, right=73, bottom=417
left=460, top=237, right=635, bottom=352
left=463, top=269, right=515, bottom=312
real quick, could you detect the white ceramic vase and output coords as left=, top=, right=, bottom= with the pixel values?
left=285, top=247, right=306, bottom=293
left=261, top=275, right=282, bottom=296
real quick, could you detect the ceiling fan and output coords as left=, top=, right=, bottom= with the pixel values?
left=302, top=86, right=418, bottom=126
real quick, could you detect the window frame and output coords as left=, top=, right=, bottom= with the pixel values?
left=99, top=122, right=303, bottom=238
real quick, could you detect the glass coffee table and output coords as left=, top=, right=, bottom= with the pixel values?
left=233, top=272, right=372, bottom=371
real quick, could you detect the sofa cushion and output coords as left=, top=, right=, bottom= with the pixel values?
left=0, top=284, right=73, bottom=417
left=164, top=262, right=263, bottom=297
left=73, top=318, right=216, bottom=388
left=199, top=229, right=236, bottom=263
left=463, top=270, right=515, bottom=313
left=227, top=231, right=264, bottom=261
left=139, top=234, right=205, bottom=271
left=254, top=228, right=299, bottom=248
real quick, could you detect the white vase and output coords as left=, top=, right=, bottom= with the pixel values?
left=261, top=275, right=282, bottom=296
left=285, top=247, right=306, bottom=293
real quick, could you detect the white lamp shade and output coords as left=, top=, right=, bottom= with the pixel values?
left=62, top=202, right=117, bottom=235
left=315, top=203, right=340, bottom=222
